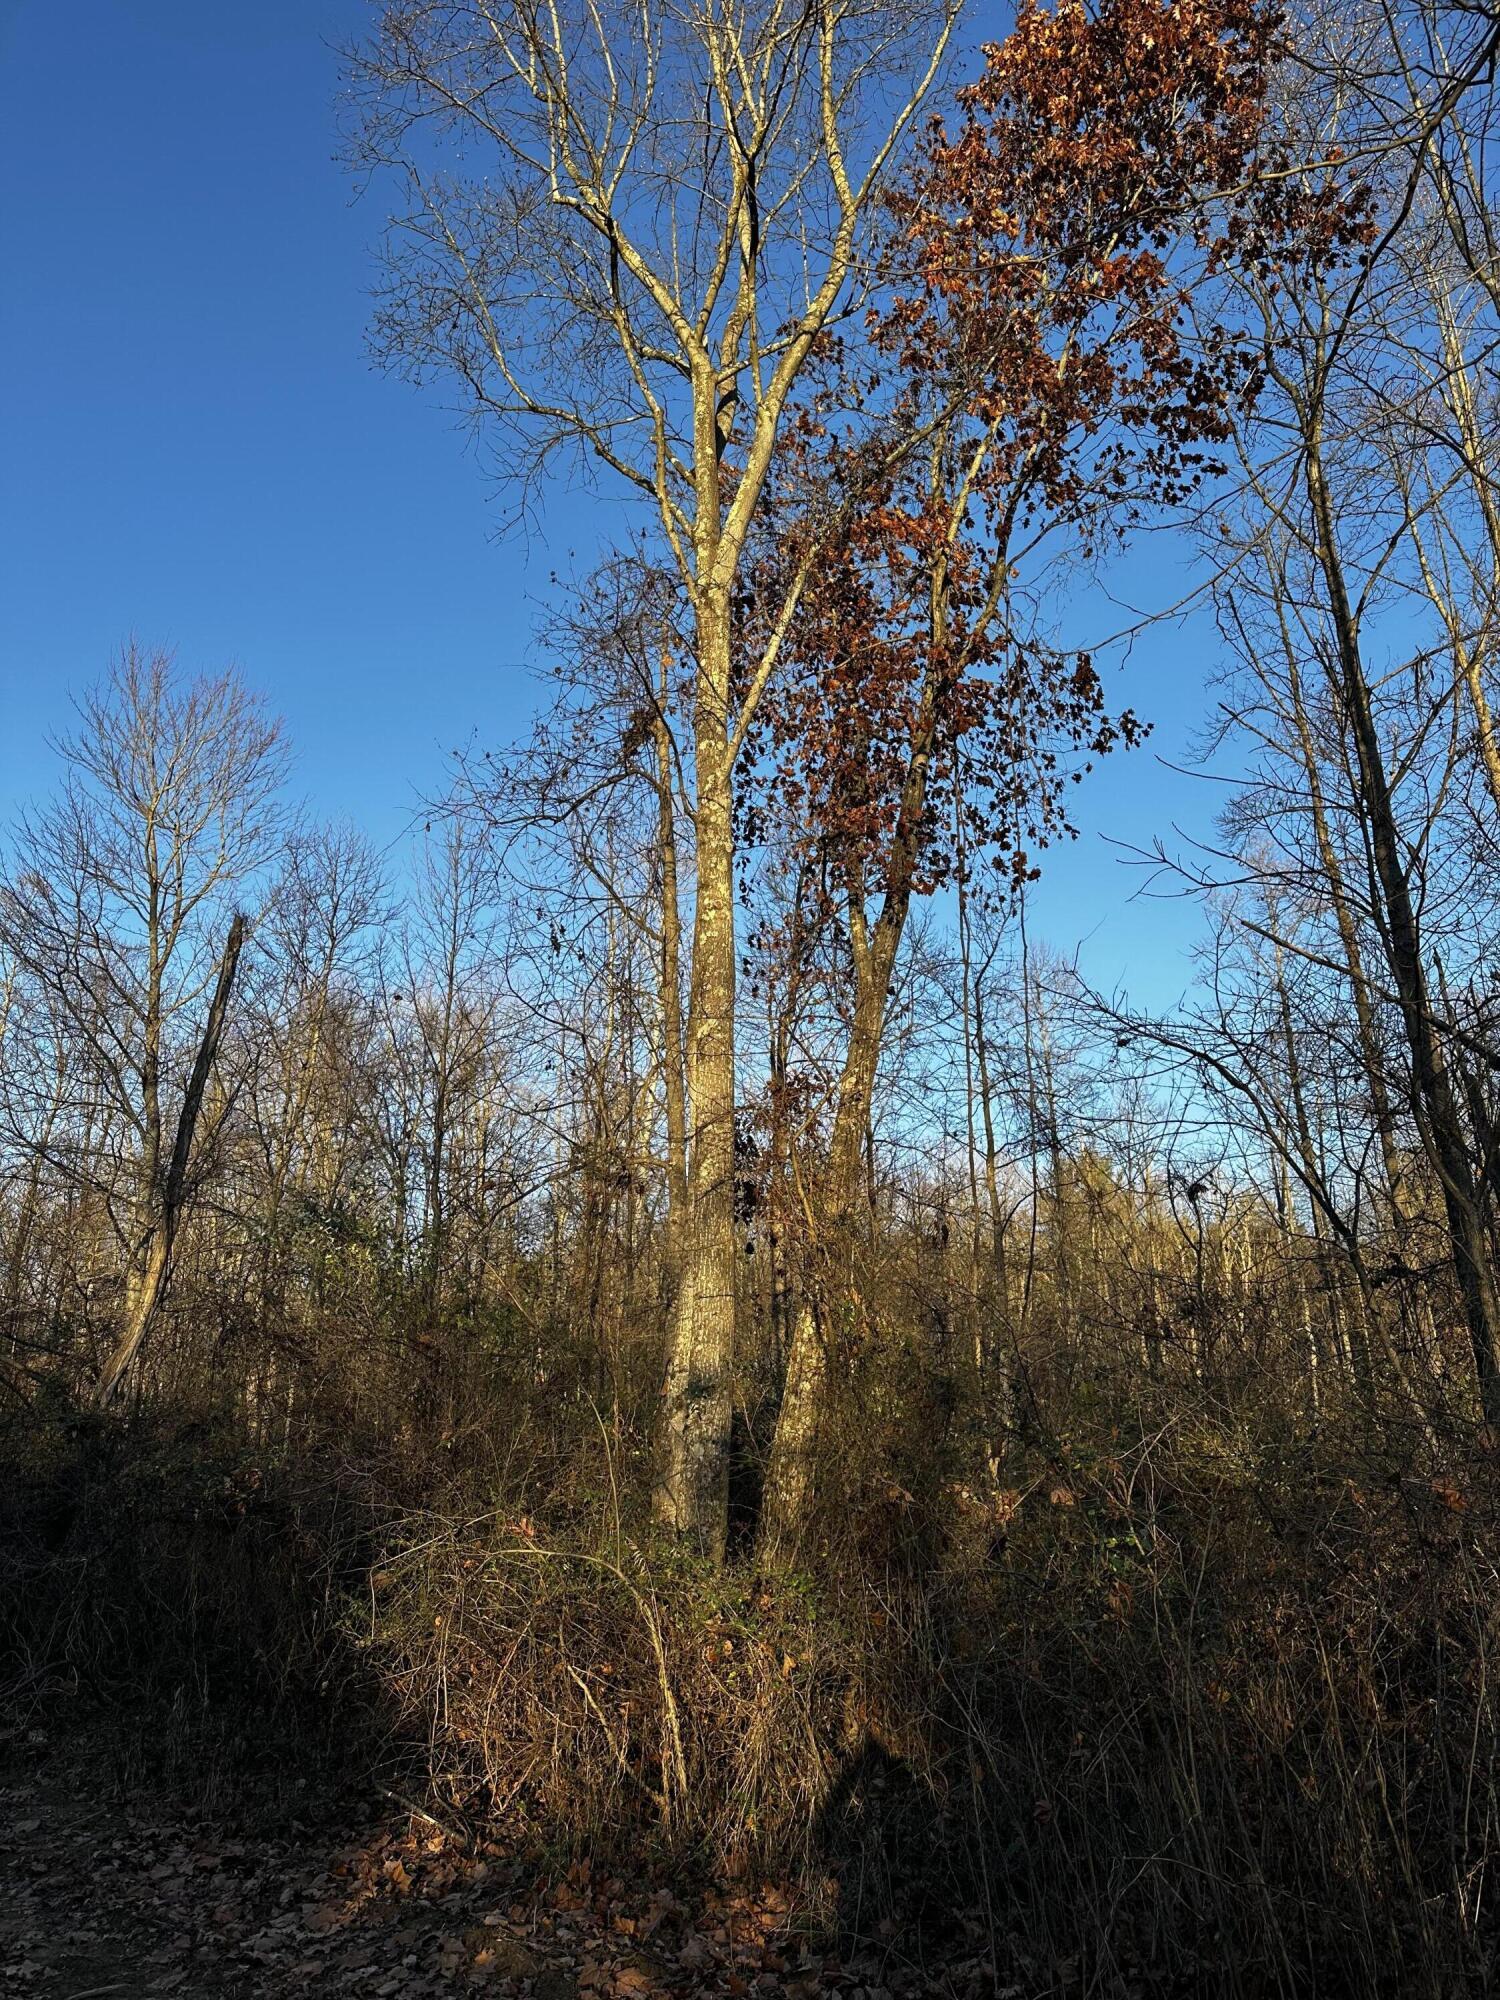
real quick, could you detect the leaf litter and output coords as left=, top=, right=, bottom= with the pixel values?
left=0, top=1732, right=1015, bottom=1999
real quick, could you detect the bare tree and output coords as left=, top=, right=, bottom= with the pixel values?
left=246, top=821, right=388, bottom=1329
left=0, top=646, right=286, bottom=1403
left=1183, top=0, right=1500, bottom=1421
left=348, top=0, right=958, bottom=1553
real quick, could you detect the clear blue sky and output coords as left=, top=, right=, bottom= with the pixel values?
left=0, top=0, right=1229, bottom=1010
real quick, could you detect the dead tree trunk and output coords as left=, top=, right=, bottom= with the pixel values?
left=96, top=913, right=247, bottom=1407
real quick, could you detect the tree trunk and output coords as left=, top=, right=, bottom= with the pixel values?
left=1283, top=651, right=1411, bottom=1223
left=653, top=670, right=689, bottom=1302
left=1305, top=431, right=1500, bottom=1423
left=656, top=606, right=738, bottom=1557
left=758, top=625, right=950, bottom=1549
left=759, top=902, right=892, bottom=1553
left=96, top=913, right=247, bottom=1408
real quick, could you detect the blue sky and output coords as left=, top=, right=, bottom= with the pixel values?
left=0, top=0, right=1231, bottom=1012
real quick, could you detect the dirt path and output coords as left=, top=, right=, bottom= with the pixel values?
left=0, top=1737, right=980, bottom=1999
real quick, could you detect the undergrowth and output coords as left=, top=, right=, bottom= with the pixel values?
left=3, top=1389, right=1498, bottom=1995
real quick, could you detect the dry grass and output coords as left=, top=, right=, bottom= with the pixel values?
left=4, top=1377, right=1499, bottom=1994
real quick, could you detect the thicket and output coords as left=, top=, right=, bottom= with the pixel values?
left=5, top=1211, right=1500, bottom=1994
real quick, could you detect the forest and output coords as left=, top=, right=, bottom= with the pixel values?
left=4, top=0, right=1500, bottom=1994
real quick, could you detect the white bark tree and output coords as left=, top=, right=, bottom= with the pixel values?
left=349, top=0, right=958, bottom=1553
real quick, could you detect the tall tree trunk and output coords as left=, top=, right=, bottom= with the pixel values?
left=97, top=913, right=247, bottom=1408
left=1273, top=934, right=1361, bottom=1394
left=656, top=602, right=738, bottom=1556
left=758, top=882, right=899, bottom=1551
left=1282, top=648, right=1411, bottom=1222
left=1304, top=426, right=1500, bottom=1423
left=758, top=624, right=951, bottom=1549
left=959, top=859, right=1016, bottom=1442
left=653, top=669, right=689, bottom=1302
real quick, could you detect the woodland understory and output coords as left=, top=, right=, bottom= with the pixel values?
left=7, top=0, right=1500, bottom=1993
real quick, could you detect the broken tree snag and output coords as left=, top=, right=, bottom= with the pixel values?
left=96, top=911, right=249, bottom=1409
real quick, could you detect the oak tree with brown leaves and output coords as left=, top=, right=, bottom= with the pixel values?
left=753, top=0, right=1364, bottom=1543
